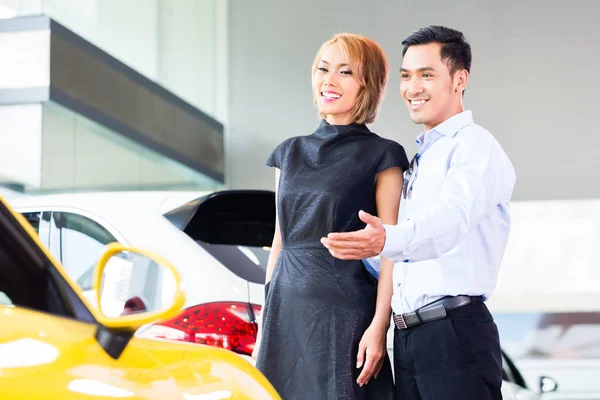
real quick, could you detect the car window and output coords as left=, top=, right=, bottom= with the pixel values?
left=0, top=210, right=69, bottom=318
left=196, top=242, right=269, bottom=284
left=21, top=212, right=41, bottom=233
left=54, top=212, right=119, bottom=283
left=6, top=210, right=96, bottom=322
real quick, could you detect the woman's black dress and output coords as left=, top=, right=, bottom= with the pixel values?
left=256, top=120, right=409, bottom=400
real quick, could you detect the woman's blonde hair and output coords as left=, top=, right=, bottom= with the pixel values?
left=312, top=33, right=389, bottom=125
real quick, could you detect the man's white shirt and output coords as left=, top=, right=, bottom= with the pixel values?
left=380, top=110, right=516, bottom=314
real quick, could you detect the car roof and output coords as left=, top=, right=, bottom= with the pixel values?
left=8, top=191, right=213, bottom=216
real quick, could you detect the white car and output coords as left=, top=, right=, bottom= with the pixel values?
left=10, top=190, right=274, bottom=362
left=10, top=190, right=555, bottom=398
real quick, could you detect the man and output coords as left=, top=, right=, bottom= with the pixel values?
left=321, top=25, right=516, bottom=400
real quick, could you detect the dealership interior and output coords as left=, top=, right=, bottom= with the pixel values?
left=1, top=0, right=599, bottom=399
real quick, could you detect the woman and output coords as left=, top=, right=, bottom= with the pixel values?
left=254, top=33, right=408, bottom=399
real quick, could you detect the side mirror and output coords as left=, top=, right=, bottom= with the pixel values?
left=93, top=243, right=185, bottom=331
left=539, top=376, right=558, bottom=393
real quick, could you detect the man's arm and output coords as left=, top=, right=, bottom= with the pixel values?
left=323, top=135, right=514, bottom=262
left=380, top=136, right=504, bottom=263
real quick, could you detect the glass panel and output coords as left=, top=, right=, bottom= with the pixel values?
left=39, top=101, right=221, bottom=193
left=6, top=0, right=225, bottom=118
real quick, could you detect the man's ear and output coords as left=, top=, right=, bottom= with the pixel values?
left=454, top=69, right=469, bottom=93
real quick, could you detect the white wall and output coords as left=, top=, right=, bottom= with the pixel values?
left=0, top=105, right=43, bottom=188
left=488, top=198, right=600, bottom=312
left=227, top=0, right=600, bottom=200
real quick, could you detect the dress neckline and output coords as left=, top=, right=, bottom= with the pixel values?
left=313, top=119, right=372, bottom=139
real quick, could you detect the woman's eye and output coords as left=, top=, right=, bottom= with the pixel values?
left=340, top=70, right=352, bottom=75
left=317, top=67, right=328, bottom=72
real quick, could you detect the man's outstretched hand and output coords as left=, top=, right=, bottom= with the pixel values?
left=321, top=210, right=386, bottom=260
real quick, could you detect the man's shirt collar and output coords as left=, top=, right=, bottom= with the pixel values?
left=417, top=110, right=474, bottom=144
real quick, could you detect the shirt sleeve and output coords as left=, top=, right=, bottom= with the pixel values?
left=376, top=141, right=410, bottom=173
left=380, top=135, right=515, bottom=263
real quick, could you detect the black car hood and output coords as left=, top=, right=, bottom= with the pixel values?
left=164, top=190, right=275, bottom=248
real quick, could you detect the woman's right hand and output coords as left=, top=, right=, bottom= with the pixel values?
left=356, top=321, right=387, bottom=387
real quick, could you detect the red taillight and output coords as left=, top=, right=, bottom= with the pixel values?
left=139, top=302, right=261, bottom=356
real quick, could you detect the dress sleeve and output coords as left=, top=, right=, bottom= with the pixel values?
left=266, top=138, right=291, bottom=169
left=376, top=141, right=410, bottom=173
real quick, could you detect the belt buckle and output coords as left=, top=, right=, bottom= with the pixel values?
left=394, top=313, right=408, bottom=330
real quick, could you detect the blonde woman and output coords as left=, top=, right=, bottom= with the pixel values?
left=254, top=33, right=408, bottom=399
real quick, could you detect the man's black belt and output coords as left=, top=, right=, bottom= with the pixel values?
left=393, top=295, right=482, bottom=330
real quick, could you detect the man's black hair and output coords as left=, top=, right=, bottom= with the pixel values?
left=402, top=25, right=472, bottom=75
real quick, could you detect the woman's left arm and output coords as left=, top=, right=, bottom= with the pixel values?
left=356, top=166, right=403, bottom=387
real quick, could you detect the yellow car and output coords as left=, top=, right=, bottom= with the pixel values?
left=0, top=195, right=280, bottom=400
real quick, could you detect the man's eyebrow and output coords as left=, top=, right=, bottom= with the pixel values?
left=400, top=67, right=435, bottom=72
